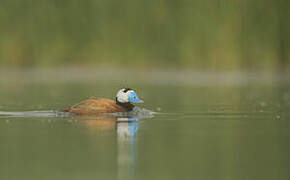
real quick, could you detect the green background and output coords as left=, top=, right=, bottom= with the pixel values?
left=0, top=0, right=289, bottom=70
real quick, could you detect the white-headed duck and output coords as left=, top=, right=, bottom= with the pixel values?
left=62, top=88, right=143, bottom=114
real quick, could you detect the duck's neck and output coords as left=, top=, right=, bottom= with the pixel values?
left=116, top=98, right=134, bottom=111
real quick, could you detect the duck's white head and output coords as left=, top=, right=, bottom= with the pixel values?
left=116, top=88, right=143, bottom=104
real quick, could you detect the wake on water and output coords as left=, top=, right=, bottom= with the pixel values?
left=0, top=110, right=70, bottom=118
left=0, top=107, right=154, bottom=119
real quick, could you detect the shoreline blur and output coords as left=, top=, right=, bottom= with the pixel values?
left=1, top=66, right=290, bottom=86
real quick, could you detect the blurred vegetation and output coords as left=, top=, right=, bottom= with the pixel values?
left=0, top=0, right=289, bottom=70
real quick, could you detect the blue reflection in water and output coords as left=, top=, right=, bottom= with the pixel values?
left=117, top=117, right=139, bottom=180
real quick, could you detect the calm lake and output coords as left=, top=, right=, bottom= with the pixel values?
left=0, top=68, right=289, bottom=180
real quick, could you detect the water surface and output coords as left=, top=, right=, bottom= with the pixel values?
left=0, top=69, right=290, bottom=180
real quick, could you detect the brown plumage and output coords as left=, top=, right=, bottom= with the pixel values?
left=62, top=97, right=134, bottom=115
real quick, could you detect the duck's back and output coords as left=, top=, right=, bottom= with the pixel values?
left=63, top=97, right=128, bottom=114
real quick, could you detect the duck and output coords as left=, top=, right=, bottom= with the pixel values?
left=62, top=88, right=143, bottom=115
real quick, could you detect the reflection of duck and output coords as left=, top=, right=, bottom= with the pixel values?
left=80, top=116, right=139, bottom=180
left=80, top=116, right=139, bottom=137
left=62, top=88, right=143, bottom=115
left=117, top=118, right=139, bottom=137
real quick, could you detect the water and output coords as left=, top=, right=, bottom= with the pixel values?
left=0, top=69, right=290, bottom=180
